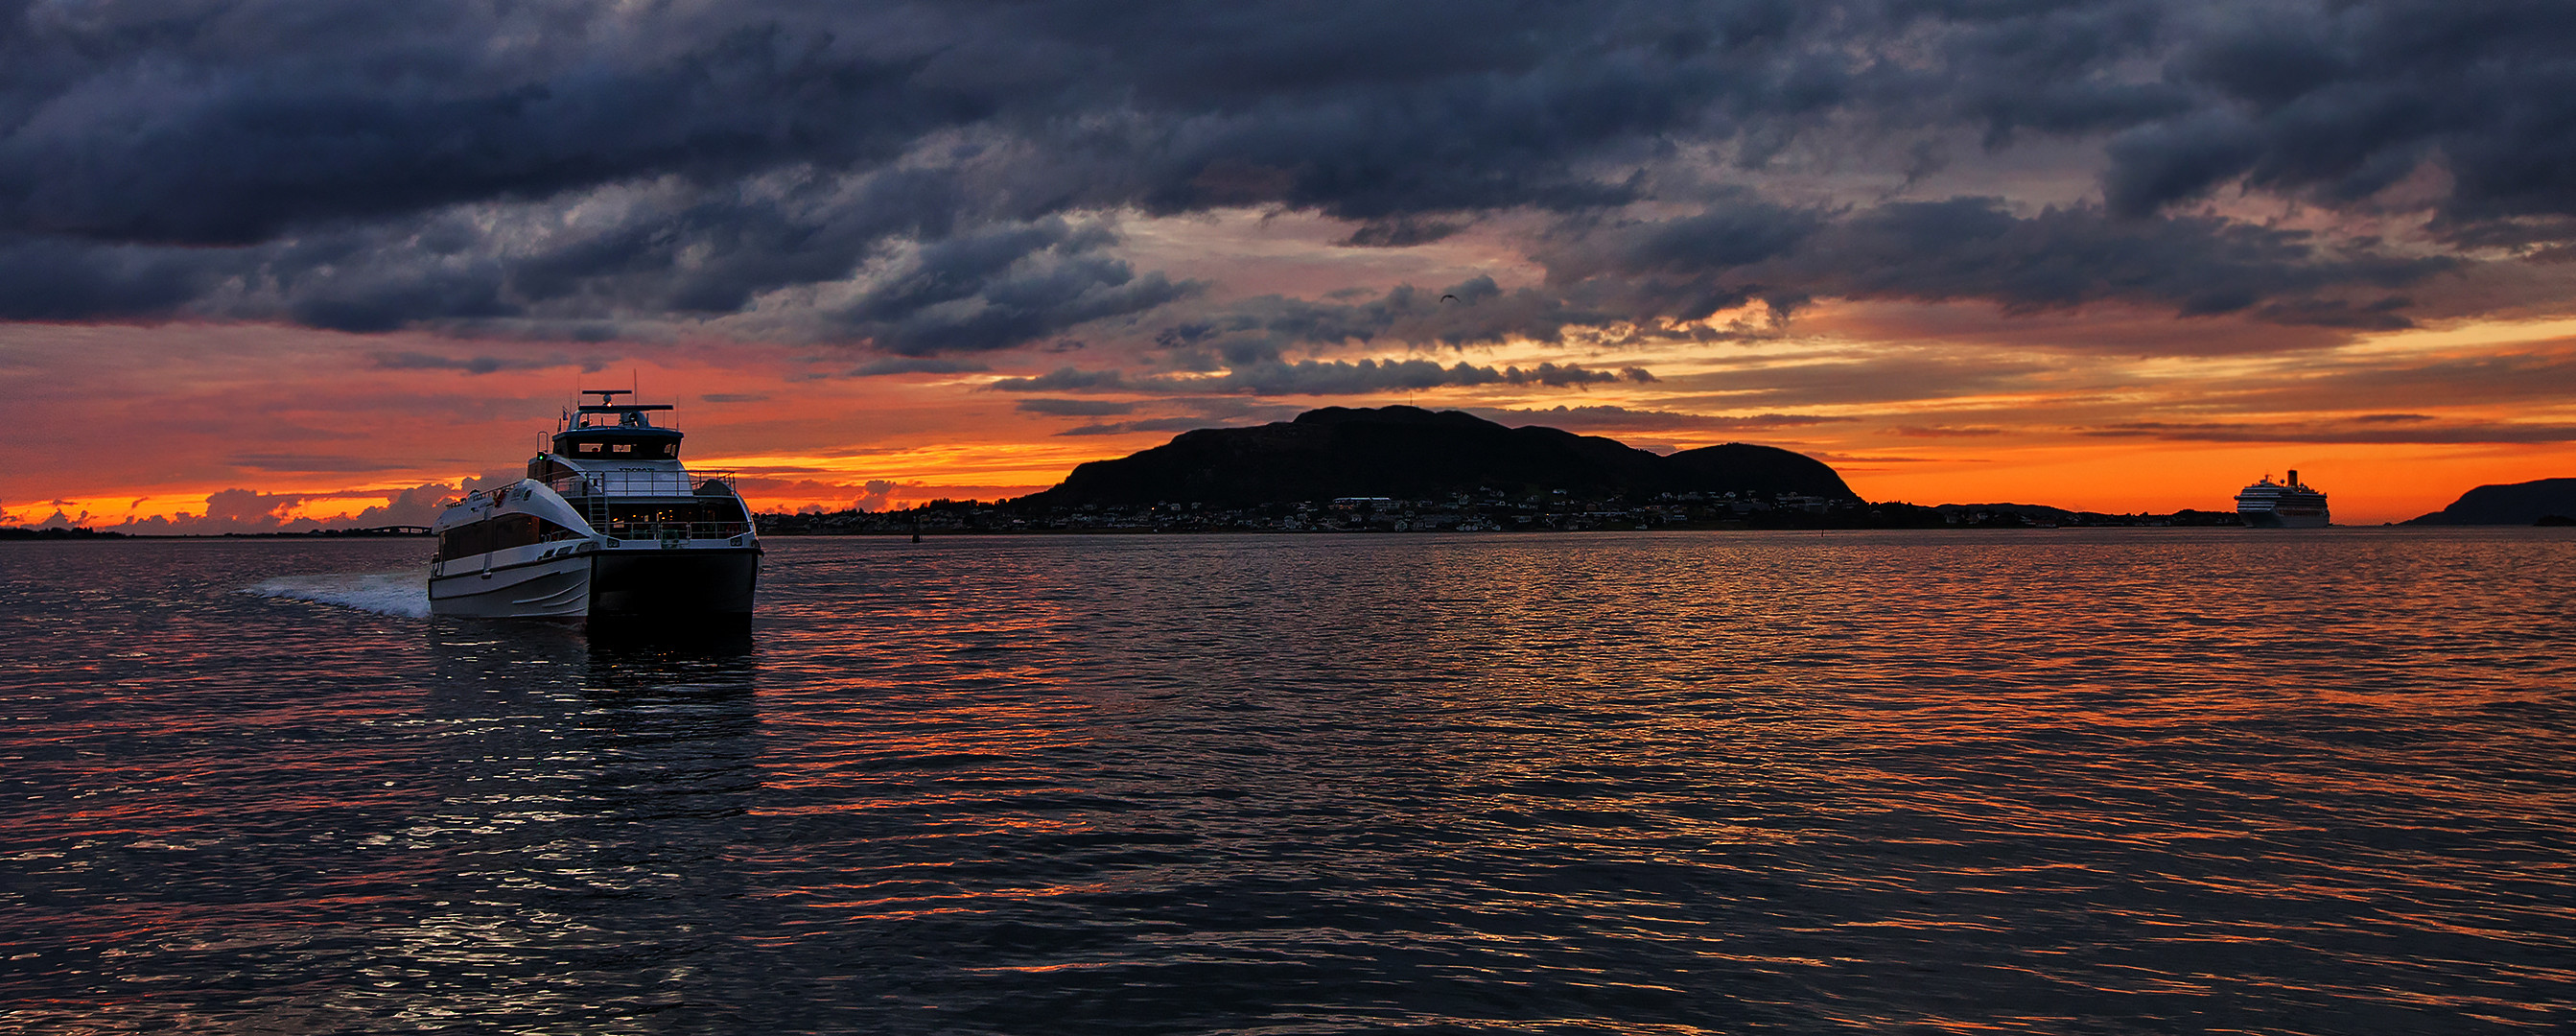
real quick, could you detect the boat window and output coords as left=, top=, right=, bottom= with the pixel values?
left=490, top=515, right=543, bottom=552
left=559, top=437, right=676, bottom=458
left=594, top=499, right=750, bottom=536
left=436, top=521, right=493, bottom=561
left=437, top=515, right=585, bottom=561
left=607, top=502, right=703, bottom=524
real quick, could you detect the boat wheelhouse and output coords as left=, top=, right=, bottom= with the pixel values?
left=427, top=389, right=761, bottom=619
left=2235, top=470, right=2330, bottom=529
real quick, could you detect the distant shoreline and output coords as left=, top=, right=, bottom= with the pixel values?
left=0, top=527, right=432, bottom=541
left=13, top=523, right=2566, bottom=541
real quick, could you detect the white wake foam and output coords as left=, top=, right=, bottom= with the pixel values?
left=245, top=572, right=432, bottom=619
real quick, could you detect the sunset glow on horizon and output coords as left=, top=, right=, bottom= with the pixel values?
left=11, top=294, right=2574, bottom=528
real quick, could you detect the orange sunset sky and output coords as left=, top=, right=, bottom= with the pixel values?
left=5, top=2, right=2573, bottom=530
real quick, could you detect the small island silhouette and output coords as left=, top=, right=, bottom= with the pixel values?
left=761, top=407, right=2244, bottom=534
left=1020, top=405, right=1857, bottom=506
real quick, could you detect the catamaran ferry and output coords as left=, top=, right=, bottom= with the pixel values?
left=2236, top=470, right=2330, bottom=528
left=428, top=389, right=761, bottom=619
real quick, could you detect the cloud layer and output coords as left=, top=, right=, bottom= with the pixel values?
left=0, top=0, right=2565, bottom=356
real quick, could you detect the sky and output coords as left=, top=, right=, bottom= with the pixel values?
left=6, top=0, right=2576, bottom=530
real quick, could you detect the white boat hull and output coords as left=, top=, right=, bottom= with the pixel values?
left=428, top=544, right=761, bottom=619
left=429, top=552, right=596, bottom=619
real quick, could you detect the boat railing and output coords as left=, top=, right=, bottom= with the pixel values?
left=549, top=470, right=738, bottom=498
left=594, top=520, right=753, bottom=541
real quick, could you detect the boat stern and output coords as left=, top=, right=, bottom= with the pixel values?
left=588, top=540, right=761, bottom=616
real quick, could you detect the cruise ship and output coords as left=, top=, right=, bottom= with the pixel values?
left=2236, top=470, right=2330, bottom=528
left=427, top=389, right=761, bottom=619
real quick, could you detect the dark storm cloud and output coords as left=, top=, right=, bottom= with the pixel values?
left=1469, top=405, right=1855, bottom=432
left=989, top=359, right=1652, bottom=396
left=449, top=168, right=970, bottom=322
left=2086, top=420, right=2576, bottom=445
left=1046, top=395, right=1301, bottom=435
left=0, top=13, right=972, bottom=244
left=0, top=0, right=1825, bottom=247
left=1144, top=271, right=1790, bottom=370
left=1016, top=398, right=1136, bottom=416
left=1162, top=193, right=2453, bottom=354
left=1056, top=416, right=1234, bottom=437
left=369, top=351, right=567, bottom=375
left=236, top=174, right=1054, bottom=340
left=1885, top=425, right=2004, bottom=438
left=985, top=366, right=1129, bottom=393
left=2100, top=0, right=2576, bottom=231
left=2198, top=345, right=2576, bottom=412
left=1341, top=219, right=1466, bottom=248
left=1537, top=196, right=2450, bottom=331
left=0, top=235, right=208, bottom=319
left=0, top=0, right=2566, bottom=343
left=225, top=453, right=391, bottom=474
left=1800, top=200, right=2447, bottom=327
left=1661, top=353, right=2055, bottom=406
left=1147, top=276, right=1631, bottom=365
left=1154, top=397, right=1307, bottom=423
left=840, top=357, right=992, bottom=377
left=828, top=220, right=1203, bottom=354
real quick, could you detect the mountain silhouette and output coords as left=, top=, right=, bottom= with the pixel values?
left=2402, top=478, right=2576, bottom=525
left=1016, top=406, right=1856, bottom=506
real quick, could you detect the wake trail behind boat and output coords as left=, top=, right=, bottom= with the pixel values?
left=245, top=572, right=430, bottom=619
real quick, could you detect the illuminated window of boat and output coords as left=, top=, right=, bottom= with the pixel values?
left=613, top=443, right=633, bottom=453
left=576, top=442, right=602, bottom=453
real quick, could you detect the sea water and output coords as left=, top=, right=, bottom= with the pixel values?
left=3, top=530, right=2572, bottom=1033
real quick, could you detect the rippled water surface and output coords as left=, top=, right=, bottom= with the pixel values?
left=5, top=530, right=2574, bottom=1033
